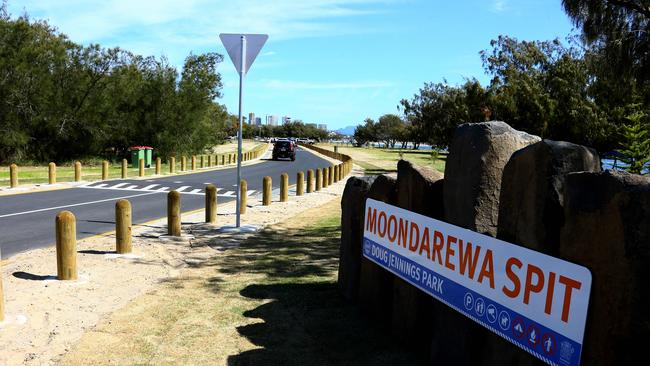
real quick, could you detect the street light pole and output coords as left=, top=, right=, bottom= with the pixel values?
left=235, top=35, right=246, bottom=228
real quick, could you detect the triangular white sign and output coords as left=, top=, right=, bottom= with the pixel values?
left=219, top=33, right=268, bottom=76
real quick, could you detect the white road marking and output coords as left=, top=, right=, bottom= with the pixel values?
left=142, top=184, right=159, bottom=190
left=157, top=187, right=170, bottom=192
left=175, top=186, right=191, bottom=192
left=125, top=185, right=138, bottom=189
left=189, top=189, right=202, bottom=194
left=111, top=183, right=128, bottom=188
left=95, top=184, right=108, bottom=188
left=0, top=192, right=160, bottom=218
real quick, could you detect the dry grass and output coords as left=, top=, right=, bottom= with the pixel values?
left=60, top=199, right=423, bottom=366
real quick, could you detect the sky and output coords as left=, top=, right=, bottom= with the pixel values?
left=7, top=0, right=576, bottom=131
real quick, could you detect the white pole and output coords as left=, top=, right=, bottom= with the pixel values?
left=236, top=35, right=246, bottom=228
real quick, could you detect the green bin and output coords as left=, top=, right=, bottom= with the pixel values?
left=145, top=147, right=153, bottom=168
left=130, top=146, right=147, bottom=168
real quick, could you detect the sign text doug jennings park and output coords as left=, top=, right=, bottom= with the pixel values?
left=363, top=198, right=592, bottom=366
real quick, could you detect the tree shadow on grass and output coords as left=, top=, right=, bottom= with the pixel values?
left=227, top=282, right=425, bottom=366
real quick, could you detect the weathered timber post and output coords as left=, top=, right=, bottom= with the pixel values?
left=181, top=156, right=187, bottom=171
left=240, top=180, right=248, bottom=214
left=205, top=184, right=217, bottom=224
left=316, top=168, right=322, bottom=191
left=191, top=155, right=196, bottom=170
left=155, top=157, right=161, bottom=175
left=280, top=173, right=289, bottom=202
left=296, top=171, right=304, bottom=196
left=122, top=159, right=128, bottom=178
left=139, top=158, right=145, bottom=177
left=49, top=162, right=56, bottom=184
left=167, top=191, right=181, bottom=236
left=56, top=211, right=77, bottom=280
left=74, top=161, right=82, bottom=182
left=263, top=176, right=272, bottom=206
left=9, top=164, right=18, bottom=188
left=169, top=157, right=176, bottom=174
left=115, top=199, right=132, bottom=254
left=307, top=169, right=314, bottom=193
left=102, top=160, right=109, bottom=180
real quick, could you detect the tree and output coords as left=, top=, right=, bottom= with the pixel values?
left=562, top=0, right=650, bottom=83
left=353, top=118, right=377, bottom=147
left=619, top=110, right=650, bottom=174
left=376, top=114, right=403, bottom=148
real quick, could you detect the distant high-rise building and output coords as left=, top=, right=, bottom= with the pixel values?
left=248, top=112, right=255, bottom=125
left=266, top=115, right=278, bottom=126
left=306, top=123, right=317, bottom=129
left=255, top=117, right=262, bottom=125
left=282, top=116, right=291, bottom=124
left=318, top=124, right=327, bottom=130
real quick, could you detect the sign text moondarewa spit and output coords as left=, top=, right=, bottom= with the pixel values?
left=362, top=198, right=591, bottom=366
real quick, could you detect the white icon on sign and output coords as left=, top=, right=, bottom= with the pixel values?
left=544, top=336, right=553, bottom=353
left=530, top=329, right=537, bottom=343
left=499, top=311, right=511, bottom=330
left=475, top=298, right=485, bottom=316
left=463, top=293, right=474, bottom=310
left=515, top=323, right=523, bottom=333
left=486, top=304, right=497, bottom=323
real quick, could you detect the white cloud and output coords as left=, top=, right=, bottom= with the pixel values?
left=261, top=79, right=392, bottom=90
left=491, top=0, right=508, bottom=13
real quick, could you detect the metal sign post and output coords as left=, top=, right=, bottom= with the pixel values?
left=219, top=33, right=268, bottom=227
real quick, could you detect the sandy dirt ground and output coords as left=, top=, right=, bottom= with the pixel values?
left=0, top=148, right=360, bottom=366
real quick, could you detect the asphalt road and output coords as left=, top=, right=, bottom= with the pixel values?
left=0, top=147, right=332, bottom=259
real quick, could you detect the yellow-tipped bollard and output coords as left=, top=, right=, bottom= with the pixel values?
left=307, top=169, right=314, bottom=193
left=49, top=162, right=56, bottom=184
left=240, top=179, right=248, bottom=214
left=263, top=176, right=272, bottom=206
left=102, top=160, right=109, bottom=180
left=181, top=156, right=187, bottom=171
left=316, top=168, right=322, bottom=191
left=122, top=159, right=128, bottom=179
left=169, top=157, right=176, bottom=174
left=155, top=157, right=161, bottom=175
left=167, top=191, right=181, bottom=236
left=191, top=155, right=196, bottom=170
left=280, top=173, right=288, bottom=202
left=74, top=161, right=82, bottom=182
left=296, top=171, right=304, bottom=196
left=56, top=211, right=77, bottom=280
left=139, top=158, right=145, bottom=177
left=115, top=199, right=132, bottom=254
left=9, top=164, right=18, bottom=188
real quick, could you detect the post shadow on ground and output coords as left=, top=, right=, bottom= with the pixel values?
left=13, top=271, right=57, bottom=281
left=226, top=282, right=425, bottom=366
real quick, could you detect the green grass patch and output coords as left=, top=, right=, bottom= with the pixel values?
left=61, top=200, right=424, bottom=366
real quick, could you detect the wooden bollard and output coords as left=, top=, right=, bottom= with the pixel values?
left=167, top=191, right=181, bottom=236
left=115, top=199, right=132, bottom=254
left=316, top=168, right=322, bottom=191
left=339, top=164, right=344, bottom=180
left=49, top=162, right=56, bottom=184
left=240, top=179, right=247, bottom=214
left=169, top=157, right=176, bottom=173
left=228, top=154, right=232, bottom=165
left=333, top=165, right=339, bottom=183
left=280, top=173, right=288, bottom=202
left=191, top=155, right=196, bottom=170
left=74, top=161, right=82, bottom=182
left=139, top=158, right=145, bottom=177
left=307, top=169, right=314, bottom=193
left=221, top=155, right=225, bottom=165
left=102, top=160, right=109, bottom=180
left=155, top=157, right=161, bottom=175
left=296, top=171, right=304, bottom=196
left=263, top=176, right=272, bottom=205
left=323, top=167, right=329, bottom=188
left=10, top=164, right=18, bottom=188
left=181, top=156, right=187, bottom=171
left=56, top=211, right=77, bottom=280
left=206, top=155, right=210, bottom=167
left=200, top=155, right=204, bottom=169
left=328, top=166, right=334, bottom=185
left=205, top=184, right=217, bottom=224
left=0, top=257, right=4, bottom=321
left=122, top=159, right=128, bottom=178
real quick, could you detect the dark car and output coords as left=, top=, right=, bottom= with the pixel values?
left=272, top=140, right=296, bottom=161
